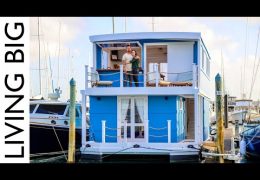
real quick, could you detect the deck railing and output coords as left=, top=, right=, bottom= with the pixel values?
left=101, top=120, right=172, bottom=144
left=85, top=64, right=198, bottom=89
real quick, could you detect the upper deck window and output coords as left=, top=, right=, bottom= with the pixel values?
left=35, top=104, right=67, bottom=115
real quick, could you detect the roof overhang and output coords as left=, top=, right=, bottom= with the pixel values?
left=90, top=32, right=201, bottom=43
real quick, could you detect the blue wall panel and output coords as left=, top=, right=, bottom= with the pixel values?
left=148, top=96, right=177, bottom=143
left=89, top=96, right=117, bottom=142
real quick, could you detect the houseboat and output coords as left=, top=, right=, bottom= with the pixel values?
left=80, top=32, right=212, bottom=162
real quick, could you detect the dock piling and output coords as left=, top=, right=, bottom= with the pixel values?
left=68, top=78, right=76, bottom=163
left=215, top=74, right=224, bottom=163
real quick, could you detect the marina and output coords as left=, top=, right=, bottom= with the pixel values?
left=29, top=17, right=260, bottom=164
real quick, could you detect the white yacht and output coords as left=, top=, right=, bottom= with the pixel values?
left=30, top=88, right=89, bottom=156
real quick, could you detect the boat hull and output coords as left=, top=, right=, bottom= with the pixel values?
left=242, top=125, right=260, bottom=159
left=30, top=124, right=85, bottom=155
left=244, top=136, right=260, bottom=159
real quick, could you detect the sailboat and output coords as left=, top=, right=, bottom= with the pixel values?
left=30, top=18, right=89, bottom=157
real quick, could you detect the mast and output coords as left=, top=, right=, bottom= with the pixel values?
left=47, top=42, right=54, bottom=93
left=242, top=17, right=249, bottom=99
left=57, top=22, right=61, bottom=87
left=249, top=27, right=260, bottom=99
left=112, top=17, right=115, bottom=34
left=38, top=17, right=42, bottom=95
left=152, top=17, right=155, bottom=32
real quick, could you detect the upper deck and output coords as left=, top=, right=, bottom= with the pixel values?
left=82, top=32, right=211, bottom=97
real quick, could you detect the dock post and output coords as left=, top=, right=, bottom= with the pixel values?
left=215, top=74, right=224, bottom=163
left=120, top=64, right=123, bottom=87
left=68, top=78, right=76, bottom=163
left=224, top=94, right=228, bottom=128
left=102, top=120, right=106, bottom=143
left=167, top=120, right=171, bottom=143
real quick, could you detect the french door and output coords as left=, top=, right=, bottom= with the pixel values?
left=118, top=96, right=148, bottom=142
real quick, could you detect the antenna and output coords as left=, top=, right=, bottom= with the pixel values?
left=37, top=17, right=42, bottom=95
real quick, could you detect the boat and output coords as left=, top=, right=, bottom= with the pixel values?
left=79, top=32, right=213, bottom=162
left=229, top=99, right=253, bottom=125
left=240, top=124, right=260, bottom=159
left=30, top=88, right=89, bottom=157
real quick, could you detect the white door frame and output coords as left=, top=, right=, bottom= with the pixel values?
left=143, top=43, right=169, bottom=86
left=117, top=96, right=148, bottom=143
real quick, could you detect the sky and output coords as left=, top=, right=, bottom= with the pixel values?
left=30, top=17, right=260, bottom=101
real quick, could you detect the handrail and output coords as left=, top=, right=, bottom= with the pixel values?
left=160, top=71, right=193, bottom=75
left=124, top=71, right=144, bottom=76
left=123, top=80, right=144, bottom=84
left=149, top=126, right=167, bottom=130
left=149, top=134, right=168, bottom=138
left=149, top=120, right=171, bottom=143
left=87, top=72, right=120, bottom=76
left=88, top=70, right=193, bottom=77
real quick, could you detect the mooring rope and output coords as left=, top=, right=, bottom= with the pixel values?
left=52, top=126, right=68, bottom=161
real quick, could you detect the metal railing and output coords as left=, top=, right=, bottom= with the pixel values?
left=85, top=64, right=198, bottom=89
left=149, top=120, right=171, bottom=143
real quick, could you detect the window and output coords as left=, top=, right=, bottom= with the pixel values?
left=36, top=104, right=66, bottom=115
left=30, top=104, right=36, bottom=113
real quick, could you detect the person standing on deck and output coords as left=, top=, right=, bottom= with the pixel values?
left=122, top=44, right=133, bottom=87
left=130, top=50, right=140, bottom=87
